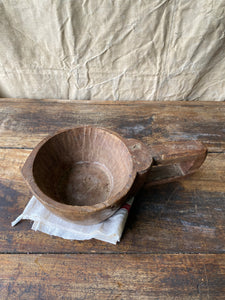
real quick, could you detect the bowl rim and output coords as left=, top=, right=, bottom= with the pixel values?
left=22, top=125, right=137, bottom=214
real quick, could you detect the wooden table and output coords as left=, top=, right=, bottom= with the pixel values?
left=0, top=98, right=225, bottom=299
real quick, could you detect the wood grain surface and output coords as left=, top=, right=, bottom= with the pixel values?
left=0, top=98, right=224, bottom=151
left=1, top=254, right=225, bottom=299
left=0, top=98, right=225, bottom=299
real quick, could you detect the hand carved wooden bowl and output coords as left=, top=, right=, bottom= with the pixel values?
left=22, top=126, right=207, bottom=224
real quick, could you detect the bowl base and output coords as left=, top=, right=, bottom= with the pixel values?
left=55, top=161, right=113, bottom=206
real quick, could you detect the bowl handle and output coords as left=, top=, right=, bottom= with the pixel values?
left=125, top=138, right=153, bottom=195
left=145, top=140, right=207, bottom=187
left=125, top=139, right=207, bottom=189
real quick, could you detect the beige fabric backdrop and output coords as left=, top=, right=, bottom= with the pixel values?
left=0, top=0, right=225, bottom=101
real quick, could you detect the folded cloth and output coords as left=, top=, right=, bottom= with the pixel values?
left=12, top=196, right=134, bottom=245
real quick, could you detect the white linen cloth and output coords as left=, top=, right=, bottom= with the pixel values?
left=12, top=196, right=134, bottom=245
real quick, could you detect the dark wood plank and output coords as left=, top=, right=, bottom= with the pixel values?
left=0, top=99, right=224, bottom=151
left=1, top=150, right=225, bottom=253
left=0, top=254, right=224, bottom=299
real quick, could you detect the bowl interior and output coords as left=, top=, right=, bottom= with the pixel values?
left=32, top=127, right=134, bottom=206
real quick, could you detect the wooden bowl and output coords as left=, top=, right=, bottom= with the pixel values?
left=22, top=126, right=152, bottom=224
left=22, top=126, right=207, bottom=225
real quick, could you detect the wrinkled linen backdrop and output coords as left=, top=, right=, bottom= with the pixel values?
left=0, top=0, right=225, bottom=101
